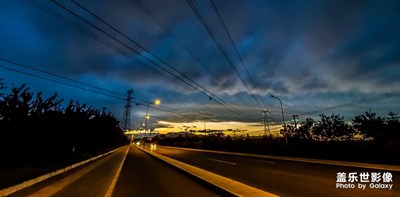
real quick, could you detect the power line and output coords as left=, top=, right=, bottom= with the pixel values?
left=186, top=0, right=217, bottom=40
left=186, top=0, right=263, bottom=108
left=133, top=0, right=252, bottom=116
left=27, top=0, right=251, bottom=123
left=31, top=0, right=196, bottom=96
left=209, top=0, right=265, bottom=108
left=53, top=0, right=245, bottom=118
left=69, top=0, right=240, bottom=113
left=0, top=57, right=125, bottom=97
left=0, top=60, right=201, bottom=117
left=0, top=63, right=123, bottom=101
left=298, top=90, right=400, bottom=116
left=0, top=56, right=201, bottom=117
left=70, top=0, right=215, bottom=97
left=52, top=0, right=211, bottom=100
left=134, top=0, right=228, bottom=95
left=27, top=0, right=132, bottom=57
left=28, top=1, right=202, bottom=117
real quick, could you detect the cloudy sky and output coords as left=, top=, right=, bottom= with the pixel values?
left=0, top=0, right=399, bottom=133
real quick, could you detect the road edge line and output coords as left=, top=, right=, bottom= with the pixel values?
left=137, top=146, right=278, bottom=197
left=0, top=145, right=126, bottom=197
left=104, top=145, right=130, bottom=197
left=161, top=146, right=400, bottom=172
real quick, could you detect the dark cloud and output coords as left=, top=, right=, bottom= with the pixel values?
left=1, top=0, right=399, bottom=129
left=152, top=122, right=174, bottom=129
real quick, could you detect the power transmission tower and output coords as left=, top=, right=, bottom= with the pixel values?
left=122, top=89, right=133, bottom=131
left=261, top=109, right=271, bottom=136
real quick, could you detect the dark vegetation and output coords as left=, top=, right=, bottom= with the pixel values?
left=158, top=112, right=400, bottom=165
left=0, top=81, right=128, bottom=188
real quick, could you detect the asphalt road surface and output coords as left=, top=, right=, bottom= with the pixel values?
left=112, top=145, right=219, bottom=197
left=8, top=145, right=218, bottom=197
left=149, top=145, right=400, bottom=197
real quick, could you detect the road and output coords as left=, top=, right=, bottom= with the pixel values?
left=148, top=145, right=400, bottom=197
left=8, top=145, right=218, bottom=197
left=7, top=144, right=399, bottom=197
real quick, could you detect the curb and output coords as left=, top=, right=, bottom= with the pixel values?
left=161, top=146, right=400, bottom=172
left=137, top=146, right=277, bottom=197
left=0, top=146, right=125, bottom=197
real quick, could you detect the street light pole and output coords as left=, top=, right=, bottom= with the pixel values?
left=144, top=104, right=150, bottom=133
left=271, top=95, right=288, bottom=145
left=143, top=99, right=160, bottom=147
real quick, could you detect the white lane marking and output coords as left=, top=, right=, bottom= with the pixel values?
left=104, top=145, right=130, bottom=197
left=205, top=158, right=237, bottom=165
left=239, top=157, right=275, bottom=164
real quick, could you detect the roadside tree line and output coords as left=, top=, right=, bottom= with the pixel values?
left=0, top=83, right=128, bottom=167
left=285, top=111, right=400, bottom=142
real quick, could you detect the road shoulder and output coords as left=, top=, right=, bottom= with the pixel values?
left=0, top=146, right=126, bottom=196
left=138, top=146, right=278, bottom=197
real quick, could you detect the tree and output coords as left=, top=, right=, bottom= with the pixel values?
left=387, top=111, right=399, bottom=122
left=294, top=118, right=314, bottom=139
left=352, top=111, right=385, bottom=141
left=385, top=111, right=400, bottom=141
left=312, top=114, right=355, bottom=141
left=1, top=83, right=128, bottom=167
left=284, top=124, right=297, bottom=138
left=30, top=92, right=63, bottom=116
left=0, top=84, right=33, bottom=122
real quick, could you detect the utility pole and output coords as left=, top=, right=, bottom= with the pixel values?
left=0, top=78, right=6, bottom=96
left=122, top=89, right=133, bottom=131
left=293, top=114, right=299, bottom=129
left=143, top=99, right=160, bottom=141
